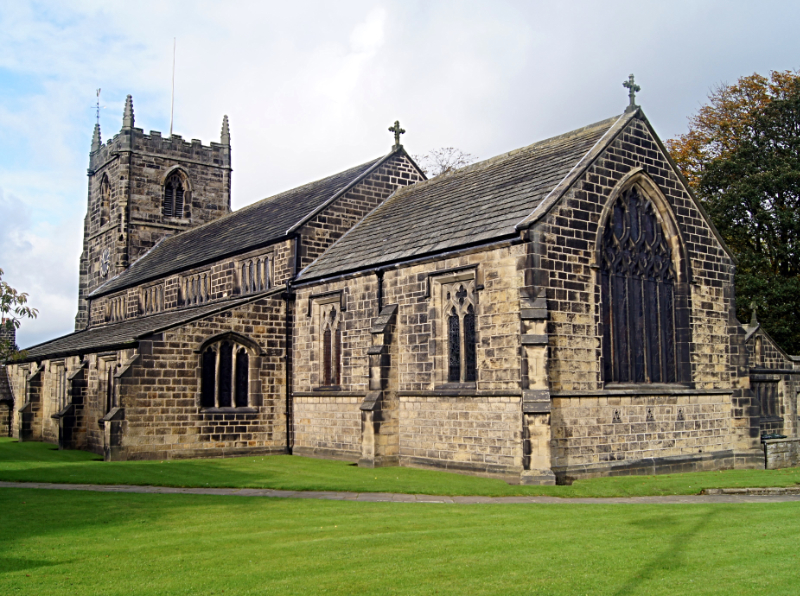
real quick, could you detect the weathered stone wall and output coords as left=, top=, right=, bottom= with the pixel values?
left=764, top=437, right=800, bottom=469
left=77, top=118, right=232, bottom=330
left=0, top=365, right=12, bottom=437
left=550, top=391, right=733, bottom=479
left=293, top=243, right=527, bottom=476
left=114, top=296, right=287, bottom=460
left=534, top=116, right=761, bottom=474
left=297, top=154, right=425, bottom=275
left=398, top=396, right=522, bottom=476
left=293, top=395, right=362, bottom=459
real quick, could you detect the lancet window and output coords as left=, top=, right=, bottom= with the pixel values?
left=239, top=257, right=270, bottom=295
left=200, top=340, right=250, bottom=408
left=600, top=186, right=678, bottom=384
left=443, top=281, right=477, bottom=383
left=320, top=305, right=342, bottom=387
left=99, top=175, right=111, bottom=226
left=163, top=172, right=185, bottom=218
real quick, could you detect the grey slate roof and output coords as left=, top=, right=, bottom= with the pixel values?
left=20, top=295, right=264, bottom=361
left=92, top=153, right=395, bottom=297
left=298, top=114, right=628, bottom=281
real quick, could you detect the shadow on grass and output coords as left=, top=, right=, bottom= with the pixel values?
left=614, top=509, right=718, bottom=595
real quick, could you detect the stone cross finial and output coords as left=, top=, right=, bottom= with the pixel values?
left=122, top=95, right=135, bottom=128
left=91, top=123, right=102, bottom=152
left=388, top=120, right=405, bottom=148
left=220, top=115, right=230, bottom=145
left=749, top=301, right=758, bottom=326
left=623, top=74, right=640, bottom=113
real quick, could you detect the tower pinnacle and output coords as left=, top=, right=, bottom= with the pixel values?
left=91, top=123, right=102, bottom=152
left=122, top=95, right=135, bottom=128
left=221, top=115, right=230, bottom=145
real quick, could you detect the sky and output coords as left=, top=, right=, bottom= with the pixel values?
left=1, top=0, right=799, bottom=349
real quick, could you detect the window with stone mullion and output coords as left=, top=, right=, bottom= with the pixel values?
left=445, top=282, right=477, bottom=383
left=601, top=187, right=677, bottom=384
left=200, top=341, right=250, bottom=409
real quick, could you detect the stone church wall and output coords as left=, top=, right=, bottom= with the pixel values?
left=293, top=243, right=526, bottom=477
left=114, top=296, right=287, bottom=460
left=537, top=117, right=760, bottom=476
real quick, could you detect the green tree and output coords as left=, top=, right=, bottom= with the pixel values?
left=0, top=268, right=38, bottom=363
left=686, top=76, right=800, bottom=352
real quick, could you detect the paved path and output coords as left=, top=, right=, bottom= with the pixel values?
left=2, top=481, right=800, bottom=504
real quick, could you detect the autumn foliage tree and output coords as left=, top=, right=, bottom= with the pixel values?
left=1, top=268, right=38, bottom=363
left=668, top=71, right=800, bottom=352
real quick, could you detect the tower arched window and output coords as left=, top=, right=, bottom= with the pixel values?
left=99, top=175, right=111, bottom=226
left=200, top=339, right=251, bottom=409
left=163, top=172, right=185, bottom=218
left=600, top=186, right=679, bottom=384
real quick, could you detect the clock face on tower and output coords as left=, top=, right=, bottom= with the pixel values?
left=100, top=248, right=111, bottom=277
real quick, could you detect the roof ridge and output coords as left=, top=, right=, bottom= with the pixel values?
left=390, top=114, right=623, bottom=199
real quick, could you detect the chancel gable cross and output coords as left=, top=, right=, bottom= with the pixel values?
left=389, top=120, right=405, bottom=149
left=623, top=74, right=641, bottom=113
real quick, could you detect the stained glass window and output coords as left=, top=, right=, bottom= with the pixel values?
left=600, top=187, right=677, bottom=383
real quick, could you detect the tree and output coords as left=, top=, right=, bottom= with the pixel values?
left=669, top=72, right=800, bottom=353
left=413, top=147, right=477, bottom=178
left=666, top=70, right=800, bottom=191
left=0, top=268, right=38, bottom=363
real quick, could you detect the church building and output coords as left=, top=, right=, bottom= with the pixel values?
left=5, top=82, right=799, bottom=484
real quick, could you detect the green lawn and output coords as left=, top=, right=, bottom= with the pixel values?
left=0, top=438, right=798, bottom=497
left=0, top=487, right=798, bottom=595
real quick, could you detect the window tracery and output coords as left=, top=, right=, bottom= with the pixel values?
left=443, top=281, right=477, bottom=383
left=106, top=296, right=126, bottom=323
left=600, top=186, right=677, bottom=383
left=200, top=340, right=250, bottom=409
left=163, top=172, right=185, bottom=218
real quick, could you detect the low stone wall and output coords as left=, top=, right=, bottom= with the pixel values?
left=293, top=395, right=361, bottom=460
left=764, top=438, right=800, bottom=470
left=398, top=395, right=523, bottom=478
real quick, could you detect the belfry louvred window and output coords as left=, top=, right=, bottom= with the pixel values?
left=200, top=340, right=250, bottom=409
left=600, top=186, right=677, bottom=383
left=163, top=172, right=185, bottom=217
left=444, top=282, right=477, bottom=383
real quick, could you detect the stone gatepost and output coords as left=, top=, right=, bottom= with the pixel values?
left=519, top=289, right=556, bottom=485
left=359, top=304, right=398, bottom=468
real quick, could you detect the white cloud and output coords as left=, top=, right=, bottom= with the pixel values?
left=2, top=0, right=800, bottom=347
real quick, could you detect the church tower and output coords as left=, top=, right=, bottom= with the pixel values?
left=75, top=96, right=232, bottom=330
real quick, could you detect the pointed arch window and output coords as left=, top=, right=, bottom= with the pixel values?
left=600, top=186, right=678, bottom=384
left=163, top=172, right=185, bottom=218
left=443, top=281, right=477, bottom=383
left=320, top=306, right=342, bottom=387
left=200, top=340, right=251, bottom=409
left=99, top=175, right=111, bottom=226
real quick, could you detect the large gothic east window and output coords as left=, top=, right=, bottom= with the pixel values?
left=600, top=187, right=678, bottom=384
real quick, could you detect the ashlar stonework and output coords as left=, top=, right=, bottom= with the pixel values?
left=7, top=95, right=798, bottom=483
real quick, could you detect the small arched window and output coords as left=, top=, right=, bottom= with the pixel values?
left=163, top=172, right=185, bottom=218
left=600, top=186, right=678, bottom=384
left=99, top=175, right=111, bottom=226
left=200, top=340, right=251, bottom=409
